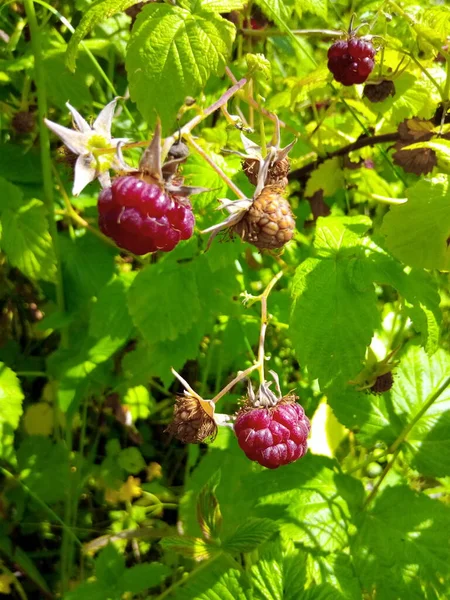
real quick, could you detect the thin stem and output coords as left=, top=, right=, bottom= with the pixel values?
left=256, top=271, right=284, bottom=383
left=211, top=363, right=260, bottom=405
left=240, top=28, right=341, bottom=37
left=345, top=448, right=389, bottom=475
left=161, top=78, right=247, bottom=158
left=289, top=132, right=400, bottom=181
left=363, top=447, right=401, bottom=509
left=363, top=375, right=450, bottom=508
left=225, top=67, right=298, bottom=135
left=23, top=0, right=67, bottom=347
left=16, top=371, right=47, bottom=378
left=185, top=134, right=246, bottom=200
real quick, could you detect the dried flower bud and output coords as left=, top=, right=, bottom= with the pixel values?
left=370, top=372, right=394, bottom=395
left=166, top=394, right=218, bottom=443
left=363, top=80, right=396, bottom=103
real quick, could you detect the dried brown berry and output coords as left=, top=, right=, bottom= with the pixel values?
left=166, top=394, right=217, bottom=444
left=363, top=80, right=396, bottom=103
left=12, top=111, right=35, bottom=134
left=242, top=156, right=290, bottom=187
left=392, top=118, right=438, bottom=176
left=370, top=372, right=394, bottom=394
left=232, top=185, right=295, bottom=250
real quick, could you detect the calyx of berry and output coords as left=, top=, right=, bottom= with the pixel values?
left=246, top=371, right=284, bottom=408
left=202, top=119, right=296, bottom=249
left=349, top=348, right=399, bottom=393
left=115, top=121, right=207, bottom=199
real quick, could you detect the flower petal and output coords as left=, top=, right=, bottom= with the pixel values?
left=66, top=102, right=91, bottom=134
left=93, top=96, right=121, bottom=139
left=45, top=118, right=88, bottom=154
left=240, top=132, right=262, bottom=158
left=98, top=171, right=112, bottom=189
left=72, top=154, right=97, bottom=196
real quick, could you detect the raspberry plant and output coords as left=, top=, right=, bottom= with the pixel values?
left=1, top=0, right=450, bottom=598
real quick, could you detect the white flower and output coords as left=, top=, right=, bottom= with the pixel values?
left=45, top=97, right=128, bottom=196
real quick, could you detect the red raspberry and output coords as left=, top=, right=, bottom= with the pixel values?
left=98, top=176, right=195, bottom=255
left=234, top=401, right=310, bottom=469
left=327, top=37, right=376, bottom=86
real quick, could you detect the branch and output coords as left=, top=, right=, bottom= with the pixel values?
left=289, top=132, right=400, bottom=182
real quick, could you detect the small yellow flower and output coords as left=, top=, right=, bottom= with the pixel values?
left=104, top=476, right=142, bottom=504
left=0, top=574, right=14, bottom=595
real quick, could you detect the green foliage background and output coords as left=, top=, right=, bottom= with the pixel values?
left=0, top=0, right=450, bottom=598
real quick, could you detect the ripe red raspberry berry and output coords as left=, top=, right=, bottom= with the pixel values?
left=98, top=176, right=195, bottom=255
left=328, top=36, right=376, bottom=86
left=234, top=400, right=310, bottom=469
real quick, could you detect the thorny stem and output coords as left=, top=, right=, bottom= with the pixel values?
left=185, top=134, right=246, bottom=200
left=363, top=375, right=450, bottom=509
left=240, top=28, right=342, bottom=38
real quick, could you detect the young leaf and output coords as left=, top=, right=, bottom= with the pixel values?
left=161, top=536, right=219, bottom=560
left=197, top=470, right=223, bottom=541
left=222, top=518, right=279, bottom=554
left=89, top=273, right=135, bottom=343
left=126, top=4, right=235, bottom=129
left=118, top=447, right=146, bottom=474
left=66, top=0, right=143, bottom=71
left=0, top=363, right=24, bottom=462
left=0, top=178, right=56, bottom=283
left=380, top=176, right=450, bottom=271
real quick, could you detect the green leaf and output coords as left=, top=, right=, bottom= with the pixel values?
left=0, top=146, right=42, bottom=184
left=95, top=543, right=125, bottom=584
left=0, top=178, right=56, bottom=282
left=391, top=345, right=450, bottom=477
left=66, top=0, right=142, bottom=71
left=250, top=537, right=307, bottom=600
left=89, top=273, right=135, bottom=345
left=170, top=557, right=251, bottom=600
left=197, top=470, right=223, bottom=541
left=420, top=6, right=450, bottom=46
left=17, top=438, right=69, bottom=504
left=126, top=4, right=235, bottom=129
left=253, top=0, right=292, bottom=26
left=128, top=261, right=201, bottom=343
left=0, top=363, right=24, bottom=462
left=122, top=384, right=155, bottom=421
left=119, top=562, right=171, bottom=594
left=297, top=0, right=327, bottom=20
left=305, top=158, right=345, bottom=197
left=60, top=233, right=116, bottom=310
left=380, top=176, right=450, bottom=271
left=195, top=0, right=248, bottom=10
left=118, top=447, right=146, bottom=474
left=290, top=216, right=379, bottom=388
left=353, top=486, right=450, bottom=597
left=222, top=518, right=279, bottom=554
left=329, top=345, right=450, bottom=477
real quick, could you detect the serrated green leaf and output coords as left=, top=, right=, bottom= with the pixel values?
left=222, top=518, right=279, bottom=554
left=0, top=363, right=24, bottom=462
left=251, top=537, right=307, bottom=600
left=119, top=562, right=171, bottom=594
left=89, top=274, right=135, bottom=344
left=308, top=552, right=363, bottom=600
left=380, top=176, right=450, bottom=271
left=0, top=178, right=56, bottom=282
left=254, top=0, right=292, bottom=26
left=126, top=4, right=235, bottom=129
left=118, top=447, right=146, bottom=474
left=290, top=216, right=379, bottom=388
left=421, top=6, right=450, bottom=47
left=197, top=470, right=223, bottom=541
left=0, top=147, right=42, bottom=184
left=171, top=558, right=251, bottom=600
left=305, top=158, right=345, bottom=197
left=17, top=438, right=69, bottom=504
left=60, top=233, right=116, bottom=310
left=95, top=543, right=125, bottom=584
left=353, top=486, right=450, bottom=597
left=66, top=0, right=142, bottom=71
left=297, top=0, right=327, bottom=19
left=128, top=261, right=201, bottom=343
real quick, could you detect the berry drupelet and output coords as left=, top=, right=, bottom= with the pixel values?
left=328, top=36, right=376, bottom=86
